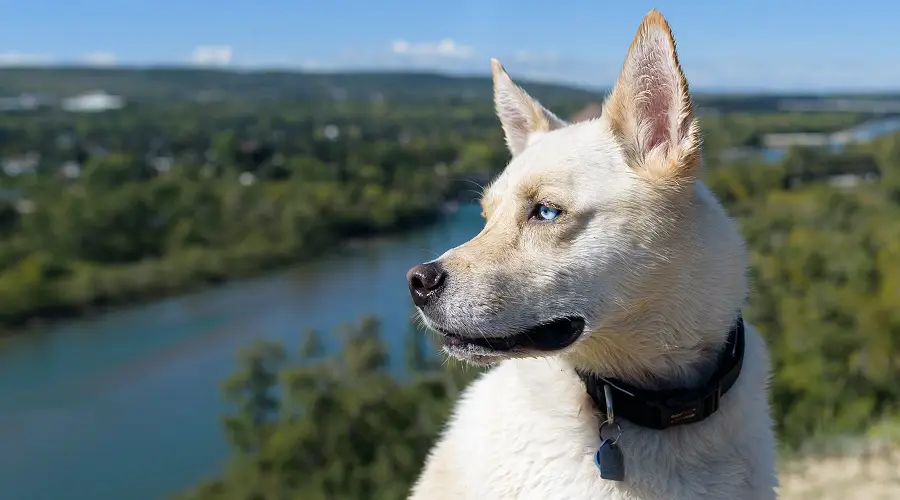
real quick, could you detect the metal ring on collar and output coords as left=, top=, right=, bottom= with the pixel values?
left=598, top=420, right=622, bottom=445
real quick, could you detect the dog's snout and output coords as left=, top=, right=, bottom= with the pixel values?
left=406, top=262, right=447, bottom=307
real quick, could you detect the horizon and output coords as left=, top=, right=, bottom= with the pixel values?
left=1, top=1, right=898, bottom=93
left=3, top=64, right=900, bottom=97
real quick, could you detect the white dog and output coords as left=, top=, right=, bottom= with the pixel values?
left=405, top=9, right=778, bottom=500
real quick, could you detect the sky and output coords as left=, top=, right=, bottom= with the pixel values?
left=0, top=0, right=898, bottom=92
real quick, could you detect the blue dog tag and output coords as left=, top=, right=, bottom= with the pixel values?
left=594, top=439, right=625, bottom=481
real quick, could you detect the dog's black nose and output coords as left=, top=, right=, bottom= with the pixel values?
left=406, top=262, right=447, bottom=307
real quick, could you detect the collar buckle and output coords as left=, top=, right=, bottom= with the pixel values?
left=705, top=385, right=722, bottom=415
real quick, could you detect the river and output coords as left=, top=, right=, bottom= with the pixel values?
left=722, top=116, right=900, bottom=163
left=0, top=203, right=483, bottom=500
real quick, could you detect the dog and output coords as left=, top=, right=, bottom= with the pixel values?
left=405, top=9, right=778, bottom=500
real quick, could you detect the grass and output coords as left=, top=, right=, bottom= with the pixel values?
left=779, top=417, right=900, bottom=500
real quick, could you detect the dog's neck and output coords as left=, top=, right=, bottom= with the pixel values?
left=576, top=315, right=744, bottom=431
left=565, top=183, right=748, bottom=392
left=566, top=314, right=741, bottom=392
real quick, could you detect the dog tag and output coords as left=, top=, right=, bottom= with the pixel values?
left=594, top=439, right=625, bottom=481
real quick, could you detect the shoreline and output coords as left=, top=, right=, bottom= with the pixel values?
left=0, top=208, right=454, bottom=341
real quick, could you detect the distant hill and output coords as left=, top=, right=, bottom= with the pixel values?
left=1, top=66, right=899, bottom=112
left=0, top=67, right=604, bottom=104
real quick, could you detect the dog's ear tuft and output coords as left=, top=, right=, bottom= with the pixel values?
left=492, top=58, right=566, bottom=157
left=603, top=10, right=701, bottom=183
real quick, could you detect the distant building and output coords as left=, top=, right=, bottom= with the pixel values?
left=0, top=93, right=54, bottom=112
left=323, top=125, right=340, bottom=141
left=149, top=156, right=174, bottom=174
left=58, top=161, right=82, bottom=180
left=2, top=153, right=40, bottom=176
left=238, top=172, right=257, bottom=186
left=61, top=91, right=125, bottom=113
left=570, top=103, right=603, bottom=123
left=762, top=132, right=833, bottom=149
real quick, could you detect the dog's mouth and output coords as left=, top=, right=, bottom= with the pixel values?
left=438, top=317, right=586, bottom=355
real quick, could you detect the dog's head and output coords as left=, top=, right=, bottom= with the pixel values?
left=408, top=11, right=738, bottom=367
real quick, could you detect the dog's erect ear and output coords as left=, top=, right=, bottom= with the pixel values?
left=492, top=58, right=566, bottom=156
left=603, top=10, right=701, bottom=182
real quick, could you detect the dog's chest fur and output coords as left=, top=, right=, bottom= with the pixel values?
left=412, top=325, right=778, bottom=500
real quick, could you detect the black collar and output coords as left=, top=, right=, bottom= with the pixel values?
left=577, top=315, right=745, bottom=431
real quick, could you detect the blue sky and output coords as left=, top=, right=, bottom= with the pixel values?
left=0, top=0, right=897, bottom=91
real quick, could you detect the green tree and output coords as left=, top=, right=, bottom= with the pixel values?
left=177, top=318, right=479, bottom=500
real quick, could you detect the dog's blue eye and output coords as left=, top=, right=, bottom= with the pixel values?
left=532, top=203, right=561, bottom=221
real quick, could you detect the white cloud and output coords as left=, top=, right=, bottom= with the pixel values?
left=81, top=52, right=116, bottom=67
left=512, top=50, right=559, bottom=64
left=391, top=39, right=473, bottom=59
left=0, top=51, right=54, bottom=66
left=190, top=45, right=233, bottom=66
left=299, top=59, right=328, bottom=70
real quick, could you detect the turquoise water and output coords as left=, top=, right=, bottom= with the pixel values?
left=0, top=204, right=483, bottom=500
left=759, top=117, right=900, bottom=163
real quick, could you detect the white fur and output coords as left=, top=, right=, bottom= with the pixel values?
left=411, top=333, right=775, bottom=499
left=409, top=10, right=778, bottom=499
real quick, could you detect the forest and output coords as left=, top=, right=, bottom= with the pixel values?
left=0, top=68, right=898, bottom=498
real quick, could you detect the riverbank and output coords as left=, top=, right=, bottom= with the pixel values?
left=0, top=203, right=486, bottom=500
left=718, top=116, right=900, bottom=164
left=0, top=207, right=446, bottom=338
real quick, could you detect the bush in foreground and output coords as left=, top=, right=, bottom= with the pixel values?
left=176, top=317, right=478, bottom=500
